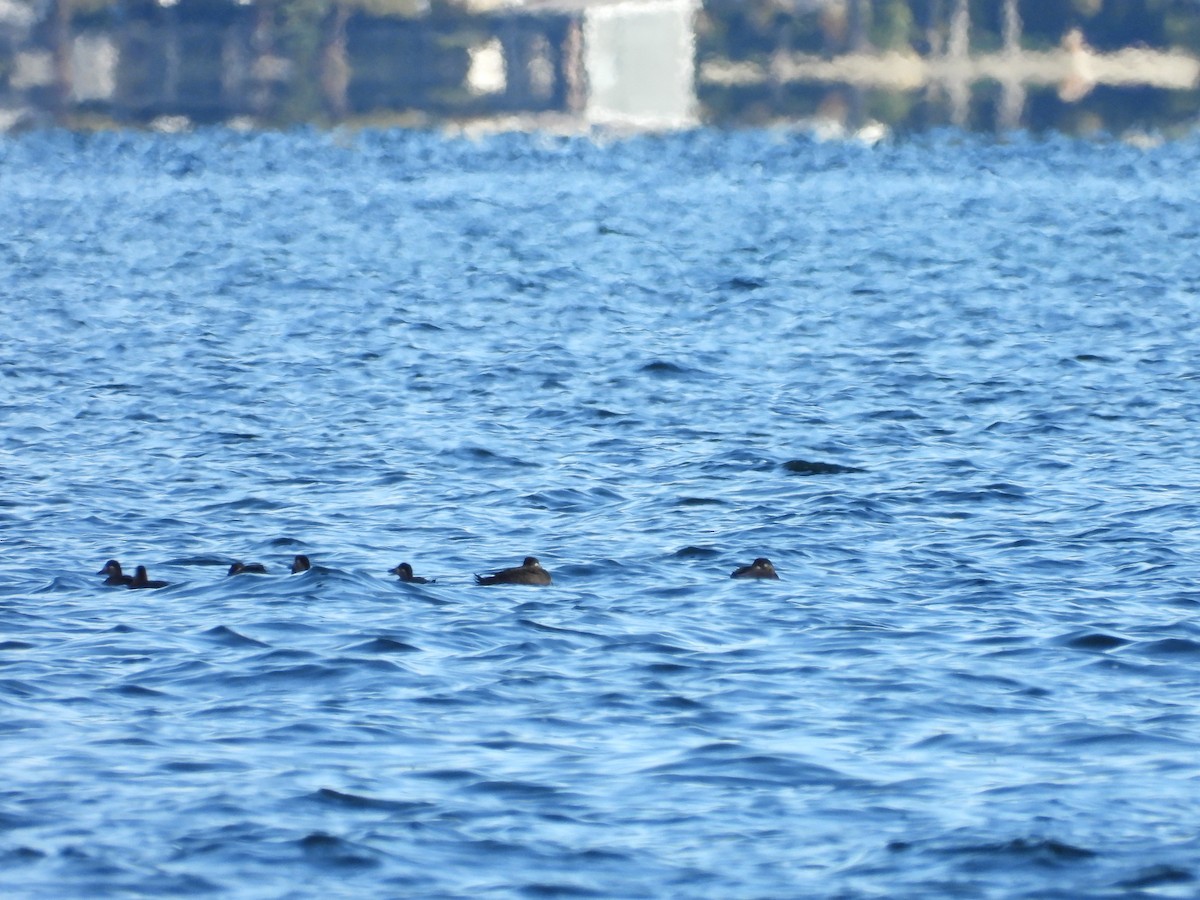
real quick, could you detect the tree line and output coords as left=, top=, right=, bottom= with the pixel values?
left=700, top=0, right=1200, bottom=59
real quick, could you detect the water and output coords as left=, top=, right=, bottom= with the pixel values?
left=3, top=126, right=1200, bottom=898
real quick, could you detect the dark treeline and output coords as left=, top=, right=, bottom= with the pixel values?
left=696, top=0, right=1200, bottom=134
left=16, top=0, right=577, bottom=125
left=699, top=0, right=1200, bottom=59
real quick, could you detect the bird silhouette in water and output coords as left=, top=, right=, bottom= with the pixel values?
left=474, top=556, right=552, bottom=586
left=389, top=562, right=433, bottom=584
left=128, top=565, right=169, bottom=589
left=730, top=558, right=779, bottom=579
left=97, top=559, right=133, bottom=586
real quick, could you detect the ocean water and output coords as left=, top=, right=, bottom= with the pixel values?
left=3, top=126, right=1200, bottom=898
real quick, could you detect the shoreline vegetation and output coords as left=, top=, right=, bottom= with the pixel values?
left=1, top=0, right=1198, bottom=136
left=705, top=45, right=1200, bottom=96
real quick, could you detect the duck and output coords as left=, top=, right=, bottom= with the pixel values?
left=97, top=559, right=134, bottom=586
left=474, top=556, right=552, bottom=586
left=128, top=565, right=170, bottom=589
left=731, top=558, right=780, bottom=579
left=389, top=562, right=433, bottom=584
left=228, top=561, right=268, bottom=576
left=291, top=555, right=311, bottom=574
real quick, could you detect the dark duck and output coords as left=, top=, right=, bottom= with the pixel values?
left=389, top=562, right=433, bottom=584
left=97, top=559, right=134, bottom=586
left=474, top=556, right=552, bottom=586
left=128, top=565, right=170, bottom=589
left=731, top=558, right=780, bottom=579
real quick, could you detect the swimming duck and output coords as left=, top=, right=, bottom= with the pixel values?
left=97, top=559, right=133, bottom=586
left=291, top=555, right=311, bottom=574
left=389, top=562, right=433, bottom=584
left=228, top=561, right=268, bottom=576
left=731, top=558, right=780, bottom=579
left=128, top=565, right=169, bottom=589
left=474, top=556, right=552, bottom=586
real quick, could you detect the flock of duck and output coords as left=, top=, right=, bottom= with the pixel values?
left=96, top=555, right=781, bottom=589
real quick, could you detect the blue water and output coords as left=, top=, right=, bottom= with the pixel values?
left=3, top=126, right=1200, bottom=897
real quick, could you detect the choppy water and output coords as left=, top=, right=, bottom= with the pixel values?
left=3, top=126, right=1200, bottom=898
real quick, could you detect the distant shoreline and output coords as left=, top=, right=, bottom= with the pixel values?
left=702, top=47, right=1200, bottom=93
